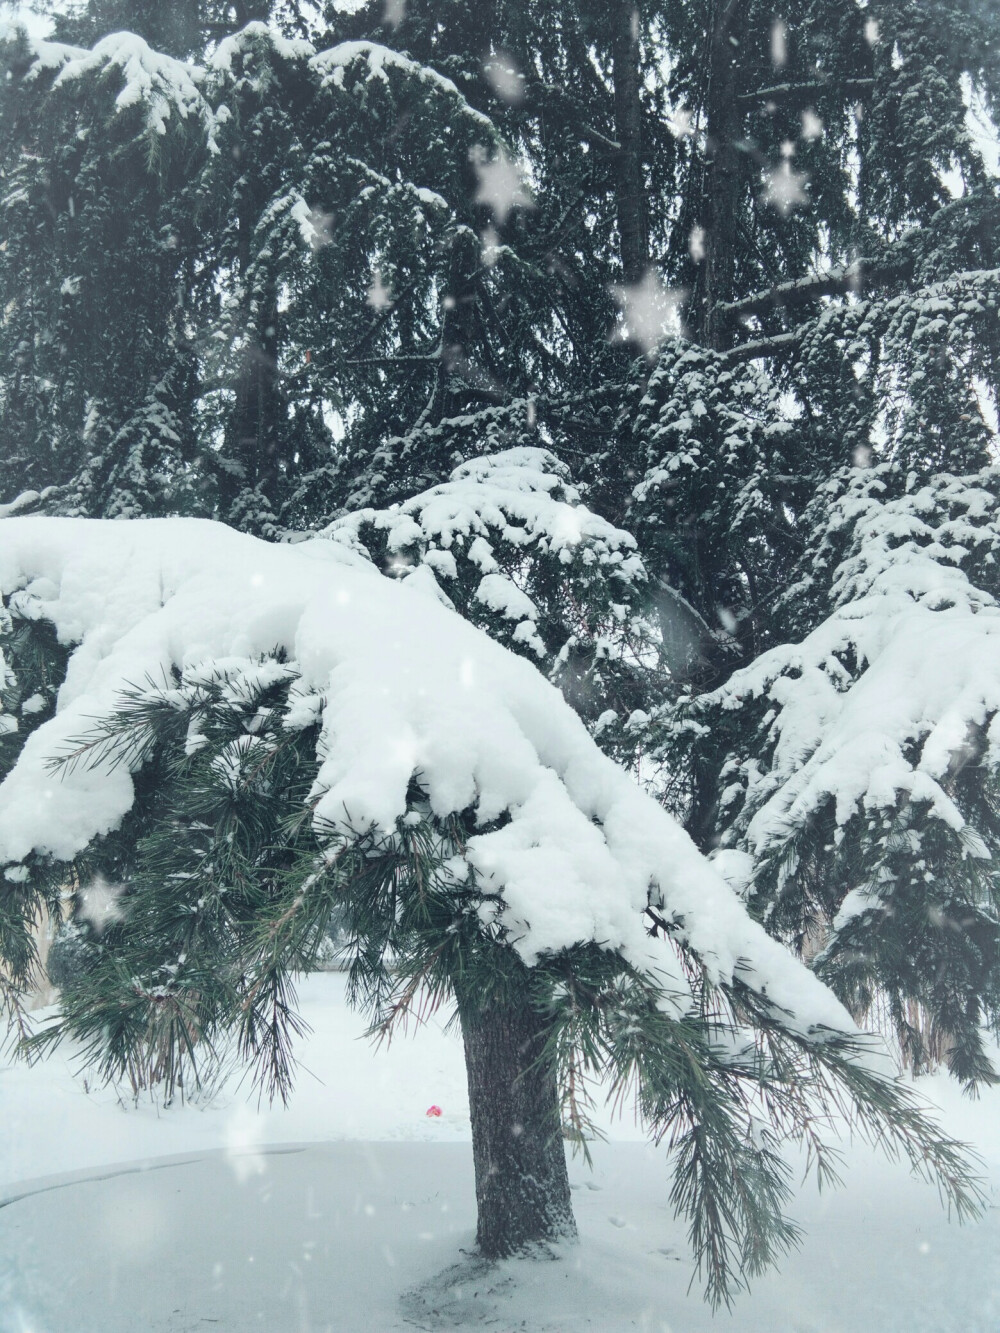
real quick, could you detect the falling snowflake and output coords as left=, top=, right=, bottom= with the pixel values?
left=864, top=17, right=880, bottom=46
left=367, top=269, right=393, bottom=310
left=761, top=161, right=809, bottom=216
left=801, top=108, right=824, bottom=141
left=382, top=0, right=406, bottom=29
left=224, top=1104, right=268, bottom=1183
left=771, top=19, right=787, bottom=68
left=470, top=144, right=533, bottom=225
left=610, top=270, right=684, bottom=359
left=667, top=106, right=695, bottom=140
left=301, top=206, right=334, bottom=253
left=76, top=874, right=124, bottom=934
left=483, top=52, right=524, bottom=104
left=481, top=226, right=502, bottom=267
left=688, top=225, right=706, bottom=262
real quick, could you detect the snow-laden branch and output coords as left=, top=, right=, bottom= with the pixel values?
left=721, top=330, right=803, bottom=363
left=0, top=515, right=854, bottom=1038
left=4, top=20, right=497, bottom=143
left=322, top=447, right=645, bottom=658
left=720, top=265, right=1000, bottom=361
left=706, top=469, right=1000, bottom=857
left=715, top=256, right=913, bottom=320
left=16, top=28, right=209, bottom=135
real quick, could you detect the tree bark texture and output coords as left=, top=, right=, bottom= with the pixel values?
left=458, top=991, right=577, bottom=1258
left=695, top=0, right=747, bottom=348
left=612, top=1, right=648, bottom=285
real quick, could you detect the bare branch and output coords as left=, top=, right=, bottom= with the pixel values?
left=739, top=77, right=875, bottom=108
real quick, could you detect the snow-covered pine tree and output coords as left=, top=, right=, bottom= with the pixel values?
left=0, top=20, right=207, bottom=515
left=0, top=13, right=533, bottom=530
left=2, top=0, right=999, bottom=1126
left=320, top=446, right=658, bottom=737
left=612, top=0, right=1000, bottom=1078
left=0, top=0, right=680, bottom=533
left=654, top=462, right=1000, bottom=1083
left=0, top=515, right=982, bottom=1302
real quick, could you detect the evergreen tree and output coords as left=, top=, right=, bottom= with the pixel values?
left=1, top=0, right=1000, bottom=1273
left=615, top=1, right=1000, bottom=1075
left=0, top=516, right=983, bottom=1301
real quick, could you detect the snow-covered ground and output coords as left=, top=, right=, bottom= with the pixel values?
left=2, top=973, right=999, bottom=1331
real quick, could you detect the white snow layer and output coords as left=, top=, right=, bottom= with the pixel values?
left=710, top=471, right=1000, bottom=855
left=0, top=516, right=853, bottom=1037
left=9, top=21, right=493, bottom=139
left=38, top=31, right=206, bottom=135
left=324, top=447, right=646, bottom=630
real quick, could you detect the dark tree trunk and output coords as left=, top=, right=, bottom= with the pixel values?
left=611, top=1, right=648, bottom=284
left=694, top=0, right=747, bottom=348
left=219, top=196, right=284, bottom=515
left=457, top=990, right=577, bottom=1258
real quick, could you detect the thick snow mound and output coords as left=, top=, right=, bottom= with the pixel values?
left=0, top=517, right=852, bottom=1035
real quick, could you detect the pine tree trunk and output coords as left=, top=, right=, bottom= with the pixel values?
left=694, top=0, right=746, bottom=348
left=612, top=1, right=648, bottom=285
left=457, top=991, right=577, bottom=1258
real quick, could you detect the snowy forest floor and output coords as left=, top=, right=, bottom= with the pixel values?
left=2, top=974, right=999, bottom=1332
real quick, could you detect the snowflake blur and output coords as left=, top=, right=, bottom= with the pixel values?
left=76, top=874, right=124, bottom=935
left=610, top=270, right=684, bottom=358
left=761, top=160, right=809, bottom=216
left=470, top=144, right=533, bottom=225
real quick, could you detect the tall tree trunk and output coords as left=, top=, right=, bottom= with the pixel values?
left=694, top=0, right=746, bottom=348
left=612, top=1, right=648, bottom=284
left=457, top=989, right=577, bottom=1258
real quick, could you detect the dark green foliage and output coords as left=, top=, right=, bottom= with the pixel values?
left=45, top=918, right=99, bottom=992
left=14, top=657, right=983, bottom=1306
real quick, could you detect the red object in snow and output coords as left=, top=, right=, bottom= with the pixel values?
left=425, top=1105, right=442, bottom=1117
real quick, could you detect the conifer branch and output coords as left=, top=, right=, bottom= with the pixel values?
left=739, top=77, right=875, bottom=108
left=716, top=257, right=913, bottom=319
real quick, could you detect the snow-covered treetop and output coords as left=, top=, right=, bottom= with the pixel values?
left=0, top=515, right=853, bottom=1038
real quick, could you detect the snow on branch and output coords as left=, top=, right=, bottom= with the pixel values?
left=310, top=40, right=493, bottom=130
left=0, top=515, right=853, bottom=1038
left=321, top=447, right=645, bottom=659
left=18, top=29, right=209, bottom=135
left=738, top=77, right=875, bottom=108
left=716, top=256, right=913, bottom=321
left=704, top=467, right=1000, bottom=856
left=4, top=20, right=496, bottom=145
